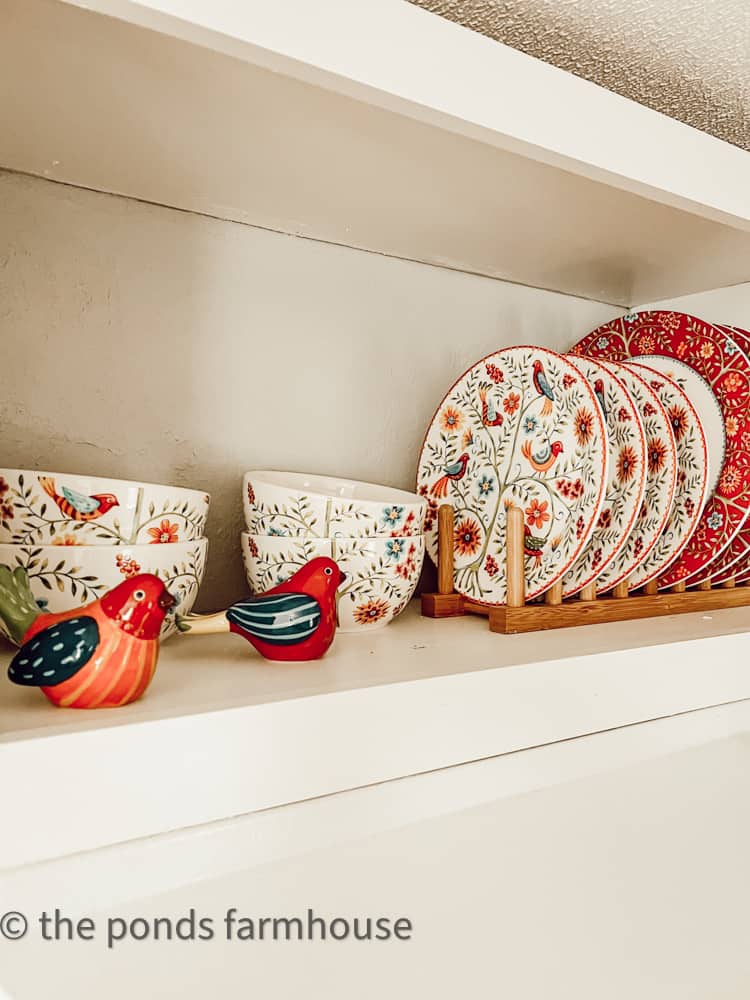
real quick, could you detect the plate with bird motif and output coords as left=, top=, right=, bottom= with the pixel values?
left=624, top=363, right=709, bottom=589
left=560, top=357, right=647, bottom=597
left=699, top=326, right=750, bottom=585
left=416, top=346, right=608, bottom=605
left=587, top=362, right=677, bottom=594
left=571, top=311, right=750, bottom=587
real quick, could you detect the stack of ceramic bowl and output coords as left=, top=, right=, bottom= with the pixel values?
left=242, top=471, right=427, bottom=632
left=0, top=469, right=210, bottom=640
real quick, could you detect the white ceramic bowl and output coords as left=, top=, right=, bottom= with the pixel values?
left=241, top=531, right=424, bottom=632
left=0, top=538, right=207, bottom=641
left=243, top=471, right=426, bottom=538
left=0, top=469, right=210, bottom=545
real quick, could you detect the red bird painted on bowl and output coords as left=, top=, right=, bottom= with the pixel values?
left=6, top=574, right=174, bottom=709
left=39, top=476, right=119, bottom=521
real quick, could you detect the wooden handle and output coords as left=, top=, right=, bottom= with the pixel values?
left=671, top=581, right=686, bottom=594
left=545, top=581, right=563, bottom=605
left=176, top=610, right=230, bottom=635
left=642, top=580, right=659, bottom=596
left=506, top=504, right=526, bottom=608
left=697, top=580, right=712, bottom=591
left=722, top=578, right=736, bottom=589
left=437, top=504, right=455, bottom=596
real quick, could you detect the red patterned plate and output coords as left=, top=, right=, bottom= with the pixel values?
left=703, top=325, right=750, bottom=584
left=571, top=311, right=750, bottom=586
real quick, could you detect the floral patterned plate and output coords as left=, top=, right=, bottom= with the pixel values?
left=589, top=363, right=677, bottom=594
left=571, top=311, right=750, bottom=586
left=416, top=346, right=608, bottom=605
left=561, top=357, right=647, bottom=597
left=625, top=363, right=708, bottom=589
left=701, top=326, right=750, bottom=584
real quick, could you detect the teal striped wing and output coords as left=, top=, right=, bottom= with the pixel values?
left=226, top=593, right=321, bottom=646
left=61, top=485, right=100, bottom=514
left=8, top=616, right=99, bottom=687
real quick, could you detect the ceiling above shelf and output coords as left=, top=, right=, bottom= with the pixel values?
left=2, top=0, right=750, bottom=305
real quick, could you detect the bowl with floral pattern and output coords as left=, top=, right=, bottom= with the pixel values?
left=0, top=469, right=210, bottom=546
left=241, top=531, right=424, bottom=632
left=0, top=538, right=208, bottom=643
left=243, top=471, right=425, bottom=538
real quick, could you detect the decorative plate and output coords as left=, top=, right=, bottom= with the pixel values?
left=416, top=346, right=608, bottom=605
left=561, top=357, right=647, bottom=596
left=571, top=311, right=750, bottom=586
left=701, top=326, right=750, bottom=584
left=625, top=363, right=708, bottom=589
left=589, top=363, right=677, bottom=594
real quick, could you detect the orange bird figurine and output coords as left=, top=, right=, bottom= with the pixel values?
left=5, top=572, right=174, bottom=709
left=521, top=439, right=563, bottom=473
left=177, top=556, right=345, bottom=662
left=39, top=476, right=119, bottom=522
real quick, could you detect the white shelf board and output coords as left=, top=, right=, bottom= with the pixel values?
left=4, top=601, right=750, bottom=868
left=2, top=0, right=750, bottom=304
left=6, top=697, right=750, bottom=913
left=4, top=701, right=750, bottom=999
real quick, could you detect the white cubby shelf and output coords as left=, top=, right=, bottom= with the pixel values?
left=4, top=0, right=750, bottom=877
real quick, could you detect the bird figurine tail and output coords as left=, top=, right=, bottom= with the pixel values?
left=0, top=565, right=43, bottom=646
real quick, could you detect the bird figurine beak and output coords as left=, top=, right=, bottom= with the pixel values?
left=338, top=572, right=347, bottom=584
left=159, top=590, right=177, bottom=610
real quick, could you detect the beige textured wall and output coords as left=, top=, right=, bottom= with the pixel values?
left=409, top=0, right=750, bottom=151
left=0, top=171, right=617, bottom=609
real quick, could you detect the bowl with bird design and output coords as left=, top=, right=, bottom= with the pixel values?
left=241, top=531, right=425, bottom=632
left=0, top=469, right=210, bottom=546
left=243, top=471, right=426, bottom=539
left=0, top=538, right=208, bottom=643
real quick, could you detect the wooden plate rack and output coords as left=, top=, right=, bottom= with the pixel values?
left=421, top=504, right=750, bottom=633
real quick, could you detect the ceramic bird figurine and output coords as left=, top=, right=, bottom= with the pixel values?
left=532, top=359, right=555, bottom=416
left=431, top=453, right=470, bottom=498
left=523, top=526, right=545, bottom=566
left=5, top=572, right=175, bottom=709
left=39, top=476, right=119, bottom=521
left=521, top=439, right=564, bottom=473
left=478, top=385, right=504, bottom=427
left=177, top=557, right=345, bottom=662
left=592, top=378, right=607, bottom=419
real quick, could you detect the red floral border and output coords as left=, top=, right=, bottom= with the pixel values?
left=570, top=311, right=750, bottom=586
